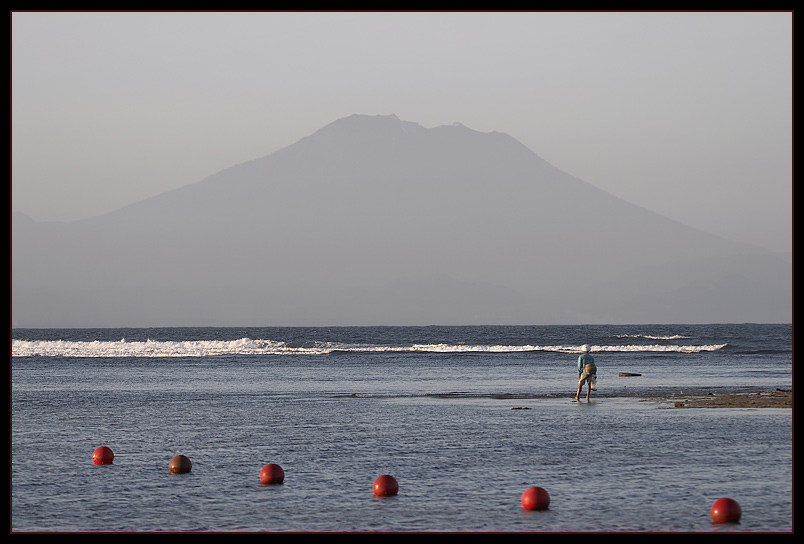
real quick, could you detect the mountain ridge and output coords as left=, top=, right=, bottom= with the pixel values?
left=11, top=113, right=791, bottom=327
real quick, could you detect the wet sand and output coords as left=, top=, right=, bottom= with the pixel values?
left=656, top=389, right=792, bottom=408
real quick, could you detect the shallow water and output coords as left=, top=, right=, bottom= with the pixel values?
left=11, top=324, right=793, bottom=532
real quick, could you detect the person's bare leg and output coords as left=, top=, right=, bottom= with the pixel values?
left=586, top=383, right=591, bottom=401
left=575, top=378, right=582, bottom=400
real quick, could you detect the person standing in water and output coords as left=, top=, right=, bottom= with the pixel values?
left=575, top=344, right=597, bottom=402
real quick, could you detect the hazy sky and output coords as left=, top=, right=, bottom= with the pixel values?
left=11, top=11, right=792, bottom=253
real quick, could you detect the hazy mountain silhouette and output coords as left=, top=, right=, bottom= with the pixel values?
left=12, top=114, right=791, bottom=327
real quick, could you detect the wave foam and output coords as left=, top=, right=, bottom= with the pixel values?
left=11, top=339, right=727, bottom=358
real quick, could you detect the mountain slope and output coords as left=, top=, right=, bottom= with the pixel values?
left=11, top=114, right=791, bottom=327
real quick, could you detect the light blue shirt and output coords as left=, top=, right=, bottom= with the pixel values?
left=577, top=352, right=595, bottom=375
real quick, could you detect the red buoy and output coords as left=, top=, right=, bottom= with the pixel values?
left=373, top=474, right=399, bottom=496
left=92, top=446, right=114, bottom=465
left=259, top=463, right=285, bottom=485
left=710, top=497, right=742, bottom=523
left=169, top=454, right=192, bottom=474
left=521, top=486, right=550, bottom=511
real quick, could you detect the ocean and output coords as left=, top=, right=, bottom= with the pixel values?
left=11, top=323, right=793, bottom=533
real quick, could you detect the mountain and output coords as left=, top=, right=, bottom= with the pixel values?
left=11, top=114, right=792, bottom=327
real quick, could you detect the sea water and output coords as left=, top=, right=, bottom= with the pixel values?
left=11, top=324, right=793, bottom=532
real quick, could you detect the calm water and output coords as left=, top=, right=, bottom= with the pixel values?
left=11, top=324, right=793, bottom=532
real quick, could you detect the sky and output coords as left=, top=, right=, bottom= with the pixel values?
left=11, top=11, right=792, bottom=254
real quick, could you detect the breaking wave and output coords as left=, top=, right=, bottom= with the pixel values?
left=11, top=338, right=727, bottom=358
left=616, top=334, right=689, bottom=340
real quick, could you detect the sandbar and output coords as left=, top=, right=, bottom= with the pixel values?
left=656, top=389, right=792, bottom=409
